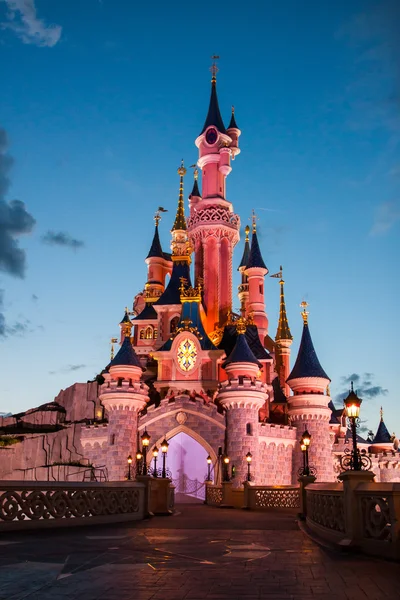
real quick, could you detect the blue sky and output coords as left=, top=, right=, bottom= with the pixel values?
left=0, top=0, right=399, bottom=436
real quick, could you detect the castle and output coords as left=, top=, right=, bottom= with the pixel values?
left=1, top=66, right=399, bottom=487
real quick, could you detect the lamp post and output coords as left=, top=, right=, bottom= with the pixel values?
left=206, top=455, right=212, bottom=481
left=300, top=430, right=311, bottom=476
left=141, top=430, right=150, bottom=476
left=127, top=455, right=133, bottom=480
left=223, top=455, right=230, bottom=482
left=343, top=383, right=363, bottom=471
left=246, top=451, right=252, bottom=482
left=152, top=446, right=159, bottom=477
left=161, top=438, right=169, bottom=478
left=136, top=450, right=143, bottom=476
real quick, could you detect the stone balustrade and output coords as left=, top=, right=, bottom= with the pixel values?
left=243, top=482, right=300, bottom=509
left=304, top=473, right=400, bottom=561
left=0, top=480, right=145, bottom=531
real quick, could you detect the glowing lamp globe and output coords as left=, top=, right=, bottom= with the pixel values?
left=344, top=389, right=362, bottom=419
left=246, top=451, right=252, bottom=463
left=302, top=430, right=311, bottom=447
left=206, top=455, right=212, bottom=465
left=161, top=439, right=169, bottom=453
left=141, top=430, right=151, bottom=447
left=152, top=446, right=159, bottom=458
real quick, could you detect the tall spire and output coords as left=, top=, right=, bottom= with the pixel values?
left=146, top=210, right=165, bottom=259
left=287, top=304, right=330, bottom=381
left=228, top=105, right=239, bottom=130
left=200, top=56, right=227, bottom=135
left=246, top=211, right=267, bottom=270
left=275, top=267, right=293, bottom=341
left=172, top=160, right=187, bottom=231
left=238, top=225, right=251, bottom=270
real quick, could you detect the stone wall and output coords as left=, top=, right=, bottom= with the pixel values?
left=258, top=423, right=296, bottom=485
left=226, top=407, right=261, bottom=486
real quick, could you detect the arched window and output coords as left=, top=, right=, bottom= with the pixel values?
left=246, top=423, right=253, bottom=436
left=139, top=329, right=145, bottom=340
left=153, top=328, right=158, bottom=340
left=170, top=316, right=179, bottom=333
left=145, top=326, right=153, bottom=340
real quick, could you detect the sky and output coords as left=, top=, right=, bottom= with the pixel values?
left=0, top=0, right=399, bottom=436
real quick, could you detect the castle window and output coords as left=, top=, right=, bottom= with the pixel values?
left=153, top=328, right=158, bottom=340
left=246, top=423, right=253, bottom=436
left=145, top=326, right=153, bottom=340
left=139, top=329, right=145, bottom=340
left=110, top=434, right=115, bottom=445
left=170, top=316, right=179, bottom=333
left=259, top=283, right=263, bottom=295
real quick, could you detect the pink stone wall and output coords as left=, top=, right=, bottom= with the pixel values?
left=257, top=423, right=296, bottom=485
left=291, top=420, right=335, bottom=483
left=225, top=407, right=261, bottom=486
left=106, top=410, right=139, bottom=480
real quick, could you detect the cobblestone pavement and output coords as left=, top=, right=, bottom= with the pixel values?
left=0, top=504, right=399, bottom=600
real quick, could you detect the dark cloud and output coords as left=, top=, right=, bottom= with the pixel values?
left=0, top=129, right=36, bottom=278
left=0, top=128, right=36, bottom=335
left=41, top=231, right=84, bottom=250
left=335, top=373, right=389, bottom=403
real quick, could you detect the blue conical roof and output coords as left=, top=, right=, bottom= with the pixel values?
left=146, top=225, right=164, bottom=259
left=223, top=333, right=262, bottom=368
left=109, top=336, right=142, bottom=369
left=247, top=231, right=267, bottom=270
left=200, top=79, right=226, bottom=135
left=287, top=323, right=330, bottom=381
left=154, top=261, right=191, bottom=306
left=372, top=420, right=391, bottom=444
left=238, top=237, right=250, bottom=270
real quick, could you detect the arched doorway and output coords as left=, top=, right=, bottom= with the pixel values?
left=167, top=431, right=210, bottom=503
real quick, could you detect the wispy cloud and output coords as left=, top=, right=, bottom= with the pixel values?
left=49, top=364, right=87, bottom=375
left=371, top=198, right=400, bottom=235
left=1, top=0, right=62, bottom=47
left=41, top=231, right=85, bottom=250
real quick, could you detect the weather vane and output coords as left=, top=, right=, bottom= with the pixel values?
left=210, top=55, right=220, bottom=80
left=110, top=337, right=118, bottom=360
left=154, top=206, right=168, bottom=226
left=190, top=164, right=199, bottom=180
left=251, top=209, right=258, bottom=233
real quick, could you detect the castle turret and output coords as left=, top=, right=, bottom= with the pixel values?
left=119, top=308, right=132, bottom=345
left=369, top=407, right=393, bottom=454
left=144, top=210, right=172, bottom=303
left=244, top=214, right=269, bottom=342
left=99, top=334, right=149, bottom=480
left=287, top=303, right=334, bottom=482
left=217, top=319, right=268, bottom=485
left=237, top=225, right=250, bottom=317
left=273, top=267, right=293, bottom=397
left=188, top=61, right=240, bottom=331
left=226, top=106, right=241, bottom=158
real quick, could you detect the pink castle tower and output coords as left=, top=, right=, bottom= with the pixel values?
left=99, top=326, right=149, bottom=480
left=188, top=61, right=240, bottom=332
left=244, top=214, right=269, bottom=342
left=237, top=225, right=251, bottom=317
left=287, top=303, right=334, bottom=482
left=217, top=319, right=268, bottom=485
left=274, top=268, right=293, bottom=397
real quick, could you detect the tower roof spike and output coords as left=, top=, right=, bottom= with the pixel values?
left=189, top=165, right=201, bottom=197
left=228, top=104, right=239, bottom=129
left=172, top=160, right=187, bottom=231
left=246, top=213, right=268, bottom=271
left=275, top=272, right=293, bottom=342
left=200, top=56, right=227, bottom=135
left=287, top=308, right=330, bottom=382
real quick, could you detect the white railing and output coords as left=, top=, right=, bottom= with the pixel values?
left=0, top=480, right=145, bottom=531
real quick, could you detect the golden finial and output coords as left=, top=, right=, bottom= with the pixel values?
left=231, top=105, right=235, bottom=116
left=110, top=337, right=118, bottom=360
left=244, top=224, right=250, bottom=241
left=177, top=159, right=187, bottom=178
left=300, top=301, right=309, bottom=325
left=380, top=406, right=384, bottom=422
left=251, top=209, right=257, bottom=233
left=210, top=55, right=220, bottom=82
left=236, top=317, right=247, bottom=335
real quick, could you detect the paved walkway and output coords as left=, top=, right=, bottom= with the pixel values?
left=0, top=504, right=399, bottom=600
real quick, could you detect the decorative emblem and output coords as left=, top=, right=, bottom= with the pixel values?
left=177, top=338, right=197, bottom=371
left=176, top=411, right=187, bottom=425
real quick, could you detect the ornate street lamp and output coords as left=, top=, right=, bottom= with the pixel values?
left=206, top=455, right=212, bottom=481
left=299, top=430, right=311, bottom=476
left=152, top=446, right=159, bottom=477
left=141, top=430, right=151, bottom=476
left=223, top=455, right=230, bottom=482
left=136, top=450, right=143, bottom=476
left=340, top=383, right=371, bottom=471
left=161, top=438, right=169, bottom=478
left=127, top=454, right=133, bottom=480
left=246, top=451, right=252, bottom=482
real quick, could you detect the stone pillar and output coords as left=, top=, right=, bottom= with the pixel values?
left=338, top=470, right=375, bottom=546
